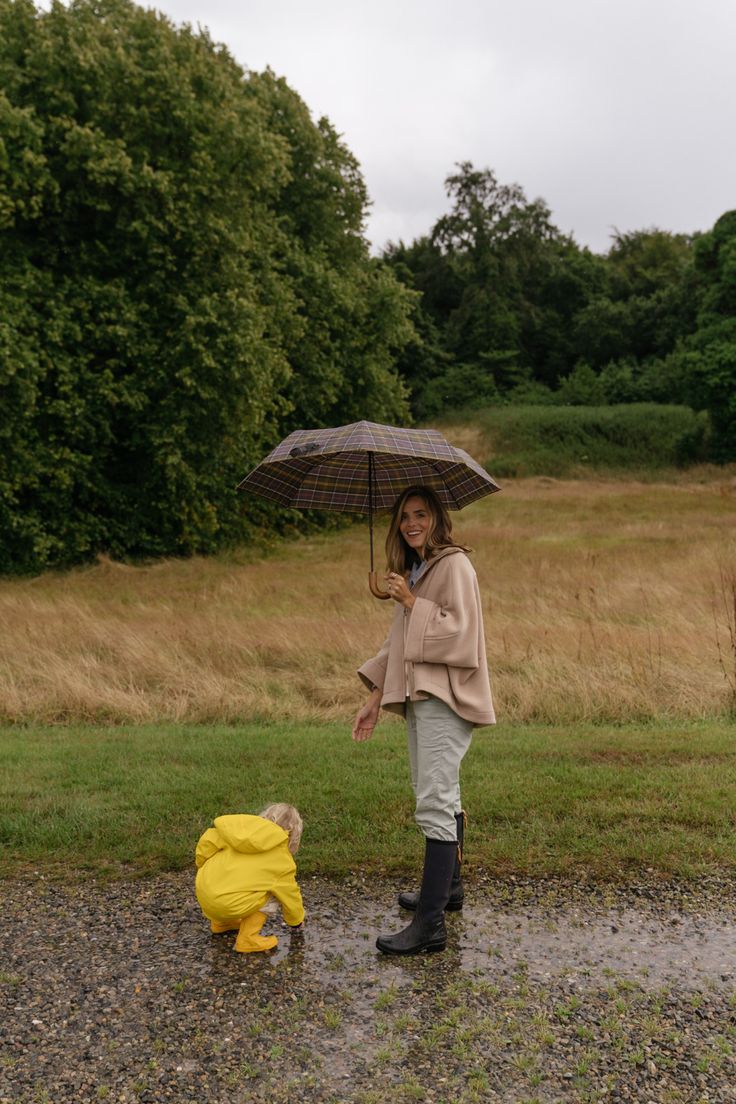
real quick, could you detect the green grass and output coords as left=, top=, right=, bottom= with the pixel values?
left=1, top=720, right=735, bottom=880
left=441, top=403, right=711, bottom=477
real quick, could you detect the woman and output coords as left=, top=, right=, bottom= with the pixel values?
left=352, top=485, right=494, bottom=955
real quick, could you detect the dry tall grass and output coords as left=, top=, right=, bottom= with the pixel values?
left=2, top=474, right=735, bottom=724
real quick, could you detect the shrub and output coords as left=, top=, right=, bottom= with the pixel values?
left=554, top=362, right=607, bottom=405
left=466, top=404, right=711, bottom=477
left=415, top=362, right=500, bottom=419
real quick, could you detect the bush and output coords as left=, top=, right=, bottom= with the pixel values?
left=554, top=362, right=607, bottom=405
left=597, top=359, right=643, bottom=404
left=415, top=361, right=499, bottom=419
left=465, top=404, right=711, bottom=477
left=504, top=380, right=557, bottom=405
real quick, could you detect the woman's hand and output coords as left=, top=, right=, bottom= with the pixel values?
left=352, top=688, right=381, bottom=741
left=384, top=571, right=415, bottom=609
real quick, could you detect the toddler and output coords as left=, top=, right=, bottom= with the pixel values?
left=195, top=803, right=304, bottom=952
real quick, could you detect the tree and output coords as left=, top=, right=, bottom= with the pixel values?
left=665, top=211, right=736, bottom=457
left=606, top=228, right=693, bottom=299
left=432, top=162, right=563, bottom=377
left=0, top=0, right=412, bottom=573
left=431, top=162, right=558, bottom=257
left=383, top=163, right=608, bottom=409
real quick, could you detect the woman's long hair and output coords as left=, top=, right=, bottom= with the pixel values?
left=385, top=485, right=470, bottom=574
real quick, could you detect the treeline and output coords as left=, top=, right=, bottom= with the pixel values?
left=384, top=163, right=736, bottom=460
left=0, top=0, right=413, bottom=573
left=2, top=1, right=734, bottom=576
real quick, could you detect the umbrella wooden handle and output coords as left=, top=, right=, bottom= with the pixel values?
left=368, top=571, right=391, bottom=600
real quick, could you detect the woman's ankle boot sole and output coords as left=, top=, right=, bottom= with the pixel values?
left=376, top=935, right=447, bottom=955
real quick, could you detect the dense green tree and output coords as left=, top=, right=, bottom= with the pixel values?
left=0, top=0, right=412, bottom=573
left=574, top=230, right=696, bottom=371
left=525, top=241, right=607, bottom=385
left=431, top=162, right=561, bottom=374
left=372, top=247, right=451, bottom=419
left=606, top=228, right=693, bottom=298
left=662, top=211, right=736, bottom=457
left=383, top=165, right=712, bottom=421
left=383, top=162, right=609, bottom=410
left=244, top=71, right=413, bottom=430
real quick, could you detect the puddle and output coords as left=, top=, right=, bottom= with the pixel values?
left=457, top=902, right=736, bottom=986
left=261, top=877, right=736, bottom=992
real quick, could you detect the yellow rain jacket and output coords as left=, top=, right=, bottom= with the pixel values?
left=195, top=815, right=305, bottom=927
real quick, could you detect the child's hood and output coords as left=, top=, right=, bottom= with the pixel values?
left=213, top=814, right=289, bottom=854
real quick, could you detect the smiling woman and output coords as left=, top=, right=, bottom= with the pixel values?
left=351, top=485, right=495, bottom=956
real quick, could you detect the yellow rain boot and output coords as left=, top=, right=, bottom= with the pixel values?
left=235, top=910, right=278, bottom=953
left=210, top=918, right=241, bottom=934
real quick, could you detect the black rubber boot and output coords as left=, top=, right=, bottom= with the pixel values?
left=376, top=838, right=456, bottom=955
left=398, top=812, right=465, bottom=912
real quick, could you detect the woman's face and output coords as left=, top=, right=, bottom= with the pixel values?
left=399, top=495, right=432, bottom=559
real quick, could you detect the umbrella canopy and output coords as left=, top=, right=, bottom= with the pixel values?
left=238, top=420, right=501, bottom=598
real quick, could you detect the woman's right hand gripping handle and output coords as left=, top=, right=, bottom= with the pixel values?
left=351, top=687, right=382, bottom=741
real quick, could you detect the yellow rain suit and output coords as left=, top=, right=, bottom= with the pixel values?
left=195, top=815, right=304, bottom=951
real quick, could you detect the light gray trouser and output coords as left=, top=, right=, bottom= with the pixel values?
left=406, top=696, right=474, bottom=842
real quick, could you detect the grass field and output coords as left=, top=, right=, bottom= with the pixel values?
left=1, top=471, right=735, bottom=725
left=1, top=719, right=735, bottom=880
left=2, top=421, right=735, bottom=881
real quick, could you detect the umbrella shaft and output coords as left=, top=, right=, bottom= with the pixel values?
left=368, top=451, right=375, bottom=572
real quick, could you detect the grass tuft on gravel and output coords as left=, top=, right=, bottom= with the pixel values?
left=1, top=719, right=735, bottom=881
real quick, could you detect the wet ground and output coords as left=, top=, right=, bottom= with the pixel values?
left=1, top=871, right=735, bottom=1103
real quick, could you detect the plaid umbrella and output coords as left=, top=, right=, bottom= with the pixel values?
left=238, top=420, right=500, bottom=598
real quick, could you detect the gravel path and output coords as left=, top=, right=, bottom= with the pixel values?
left=1, top=872, right=735, bottom=1103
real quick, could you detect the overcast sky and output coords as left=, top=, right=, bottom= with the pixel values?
left=145, top=0, right=736, bottom=253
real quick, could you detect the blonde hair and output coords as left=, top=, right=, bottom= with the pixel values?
left=259, top=803, right=303, bottom=854
left=385, top=485, right=469, bottom=574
